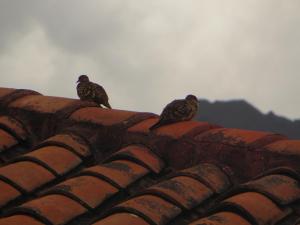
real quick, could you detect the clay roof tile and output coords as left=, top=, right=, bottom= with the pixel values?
left=112, top=194, right=181, bottom=225
left=0, top=215, right=45, bottom=225
left=221, top=192, right=291, bottom=225
left=14, top=194, right=87, bottom=225
left=106, top=145, right=165, bottom=174
left=81, top=160, right=149, bottom=189
left=48, top=175, right=119, bottom=209
left=189, top=212, right=252, bottom=225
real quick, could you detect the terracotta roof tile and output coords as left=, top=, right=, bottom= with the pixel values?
left=0, top=215, right=45, bottom=225
left=16, top=194, right=87, bottom=225
left=93, top=213, right=149, bottom=225
left=178, top=163, right=231, bottom=194
left=22, top=146, right=82, bottom=175
left=0, top=129, right=18, bottom=152
left=195, top=128, right=285, bottom=148
left=0, top=116, right=27, bottom=141
left=221, top=192, right=291, bottom=225
left=106, top=145, right=164, bottom=174
left=70, top=107, right=138, bottom=126
left=265, top=140, right=300, bottom=157
left=241, top=174, right=300, bottom=205
left=81, top=160, right=149, bottom=189
left=127, top=118, right=159, bottom=133
left=8, top=95, right=77, bottom=113
left=37, top=133, right=91, bottom=158
left=0, top=161, right=55, bottom=193
left=113, top=194, right=182, bottom=225
left=0, top=88, right=15, bottom=98
left=148, top=176, right=213, bottom=209
left=189, top=212, right=252, bottom=225
left=0, top=180, right=21, bottom=208
left=50, top=175, right=119, bottom=209
left=153, top=121, right=217, bottom=139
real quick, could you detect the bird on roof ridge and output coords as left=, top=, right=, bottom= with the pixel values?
left=76, top=75, right=112, bottom=109
left=149, top=94, right=198, bottom=130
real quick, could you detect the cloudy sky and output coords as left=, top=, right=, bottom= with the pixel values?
left=0, top=1, right=299, bottom=119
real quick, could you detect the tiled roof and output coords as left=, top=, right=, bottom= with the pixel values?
left=0, top=87, right=299, bottom=225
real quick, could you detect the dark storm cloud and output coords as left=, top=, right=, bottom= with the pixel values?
left=0, top=0, right=299, bottom=118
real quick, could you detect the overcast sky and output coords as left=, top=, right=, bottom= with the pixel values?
left=0, top=1, right=299, bottom=119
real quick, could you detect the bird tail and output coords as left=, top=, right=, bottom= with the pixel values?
left=104, top=101, right=112, bottom=109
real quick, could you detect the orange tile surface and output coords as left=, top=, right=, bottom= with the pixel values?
left=189, top=212, right=251, bottom=225
left=0, top=88, right=15, bottom=98
left=41, top=134, right=91, bottom=157
left=127, top=118, right=159, bottom=133
left=149, top=176, right=213, bottom=209
left=70, top=107, right=137, bottom=125
left=0, top=161, right=55, bottom=192
left=0, top=129, right=18, bottom=152
left=0, top=215, right=45, bottom=225
left=154, top=121, right=213, bottom=139
left=93, top=213, right=150, bottom=225
left=181, top=163, right=231, bottom=193
left=83, top=160, right=149, bottom=188
left=25, top=146, right=82, bottom=175
left=54, top=175, right=119, bottom=209
left=265, top=140, right=300, bottom=157
left=223, top=192, right=291, bottom=225
left=108, top=145, right=164, bottom=174
left=0, top=180, right=21, bottom=207
left=195, top=128, right=279, bottom=146
left=243, top=174, right=300, bottom=205
left=116, top=195, right=181, bottom=225
left=0, top=116, right=27, bottom=141
left=20, top=194, right=87, bottom=225
left=9, top=95, right=77, bottom=113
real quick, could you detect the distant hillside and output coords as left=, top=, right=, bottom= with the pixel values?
left=196, top=99, right=300, bottom=139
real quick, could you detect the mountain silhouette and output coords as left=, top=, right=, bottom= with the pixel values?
left=196, top=99, right=300, bottom=139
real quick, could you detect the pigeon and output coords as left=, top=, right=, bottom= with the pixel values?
left=149, top=94, right=198, bottom=130
left=76, top=75, right=112, bottom=109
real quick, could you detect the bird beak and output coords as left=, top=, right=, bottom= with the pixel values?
left=76, top=80, right=79, bottom=83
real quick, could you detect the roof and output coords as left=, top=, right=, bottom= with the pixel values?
left=0, top=87, right=299, bottom=225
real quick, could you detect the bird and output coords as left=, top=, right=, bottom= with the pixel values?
left=76, top=75, right=112, bottom=109
left=149, top=94, right=198, bottom=130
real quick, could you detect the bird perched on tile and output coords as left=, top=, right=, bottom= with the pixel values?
left=76, top=75, right=112, bottom=109
left=149, top=94, right=198, bottom=130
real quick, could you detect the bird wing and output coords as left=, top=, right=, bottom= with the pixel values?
left=92, top=82, right=109, bottom=101
left=160, top=99, right=192, bottom=123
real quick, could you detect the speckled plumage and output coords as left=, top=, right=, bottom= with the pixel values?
left=149, top=95, right=198, bottom=130
left=76, top=75, right=111, bottom=109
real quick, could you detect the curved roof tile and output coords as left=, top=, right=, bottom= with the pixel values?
left=81, top=160, right=149, bottom=189
left=189, top=212, right=252, bottom=225
left=48, top=175, right=119, bottom=209
left=106, top=145, right=165, bottom=174
left=36, top=133, right=91, bottom=158
left=15, top=194, right=87, bottom=225
left=8, top=95, right=77, bottom=114
left=241, top=174, right=300, bottom=205
left=20, top=146, right=82, bottom=176
left=221, top=192, right=291, bottom=225
left=0, top=215, right=45, bottom=225
left=0, top=129, right=18, bottom=153
left=112, top=194, right=181, bottom=225
left=0, top=161, right=55, bottom=193
left=70, top=107, right=138, bottom=126
left=147, top=175, right=213, bottom=209
left=93, top=213, right=150, bottom=225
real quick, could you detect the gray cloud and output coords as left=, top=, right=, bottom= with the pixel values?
left=0, top=0, right=299, bottom=118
